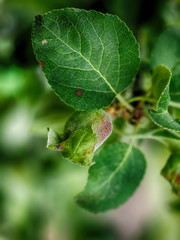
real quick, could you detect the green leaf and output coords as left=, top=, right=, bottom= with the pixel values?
left=148, top=111, right=180, bottom=132
left=151, top=27, right=180, bottom=102
left=148, top=65, right=180, bottom=132
left=32, top=8, right=140, bottom=111
left=151, top=65, right=171, bottom=111
left=62, top=127, right=97, bottom=166
left=47, top=109, right=112, bottom=166
left=47, top=127, right=97, bottom=166
left=47, top=127, right=63, bottom=150
left=161, top=152, right=180, bottom=196
left=64, top=110, right=113, bottom=150
left=75, top=142, right=146, bottom=213
left=170, top=61, right=180, bottom=102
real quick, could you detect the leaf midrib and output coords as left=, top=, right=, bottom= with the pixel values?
left=70, top=130, right=87, bottom=159
left=41, top=23, right=118, bottom=95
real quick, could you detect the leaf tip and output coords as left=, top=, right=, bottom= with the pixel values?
left=46, top=128, right=63, bottom=150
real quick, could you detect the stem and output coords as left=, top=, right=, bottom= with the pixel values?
left=128, top=137, right=136, bottom=150
left=127, top=134, right=168, bottom=146
left=128, top=96, right=180, bottom=110
left=169, top=101, right=180, bottom=109
left=116, top=93, right=134, bottom=112
left=127, top=96, right=156, bottom=104
left=167, top=129, right=180, bottom=138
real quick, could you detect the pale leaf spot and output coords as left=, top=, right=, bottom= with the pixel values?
left=42, top=39, right=48, bottom=45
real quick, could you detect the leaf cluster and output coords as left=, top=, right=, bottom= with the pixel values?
left=32, top=8, right=180, bottom=213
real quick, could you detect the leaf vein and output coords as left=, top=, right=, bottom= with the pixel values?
left=42, top=22, right=117, bottom=95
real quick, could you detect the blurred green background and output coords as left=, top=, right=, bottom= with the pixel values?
left=0, top=0, right=180, bottom=239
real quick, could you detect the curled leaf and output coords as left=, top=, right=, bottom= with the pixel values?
left=47, top=110, right=112, bottom=166
left=151, top=27, right=180, bottom=103
left=148, top=65, right=180, bottom=132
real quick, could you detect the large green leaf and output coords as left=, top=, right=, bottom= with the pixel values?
left=47, top=110, right=112, bottom=166
left=76, top=142, right=146, bottom=213
left=148, top=65, right=180, bottom=132
left=151, top=27, right=180, bottom=102
left=161, top=152, right=180, bottom=196
left=32, top=8, right=140, bottom=111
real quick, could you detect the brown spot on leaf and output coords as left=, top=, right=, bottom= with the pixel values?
left=38, top=59, right=44, bottom=69
left=175, top=174, right=180, bottom=184
left=170, top=170, right=176, bottom=179
left=75, top=89, right=82, bottom=97
left=98, top=119, right=112, bottom=142
left=55, top=145, right=63, bottom=151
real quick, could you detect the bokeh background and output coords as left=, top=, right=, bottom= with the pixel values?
left=0, top=0, right=180, bottom=239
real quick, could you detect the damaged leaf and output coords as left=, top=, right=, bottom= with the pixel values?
left=161, top=152, right=180, bottom=196
left=47, top=109, right=112, bottom=166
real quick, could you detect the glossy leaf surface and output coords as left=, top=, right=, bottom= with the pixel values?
left=32, top=8, right=140, bottom=111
